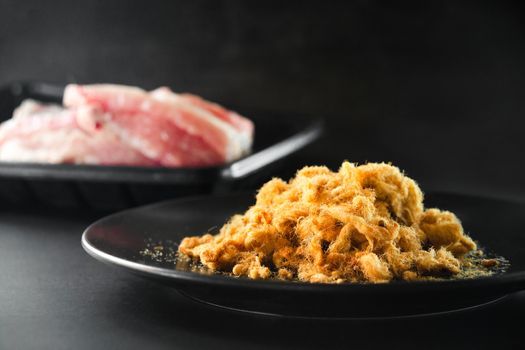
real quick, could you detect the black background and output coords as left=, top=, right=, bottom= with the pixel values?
left=1, top=0, right=524, bottom=199
left=1, top=1, right=525, bottom=349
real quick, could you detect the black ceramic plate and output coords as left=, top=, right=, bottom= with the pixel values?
left=82, top=192, right=525, bottom=319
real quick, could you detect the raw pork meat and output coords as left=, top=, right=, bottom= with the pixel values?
left=0, top=100, right=155, bottom=165
left=0, top=84, right=254, bottom=167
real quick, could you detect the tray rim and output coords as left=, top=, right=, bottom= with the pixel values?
left=0, top=81, right=323, bottom=184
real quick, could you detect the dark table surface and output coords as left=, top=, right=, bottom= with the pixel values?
left=0, top=208, right=523, bottom=350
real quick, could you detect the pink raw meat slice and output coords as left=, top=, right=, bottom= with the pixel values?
left=63, top=84, right=253, bottom=163
left=150, top=87, right=253, bottom=156
left=106, top=110, right=223, bottom=166
left=179, top=92, right=253, bottom=135
left=0, top=100, right=79, bottom=143
left=0, top=100, right=156, bottom=165
left=180, top=93, right=254, bottom=158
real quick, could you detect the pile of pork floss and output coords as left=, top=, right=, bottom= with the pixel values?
left=179, top=162, right=477, bottom=283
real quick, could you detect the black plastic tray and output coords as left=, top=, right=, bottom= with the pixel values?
left=0, top=82, right=322, bottom=211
